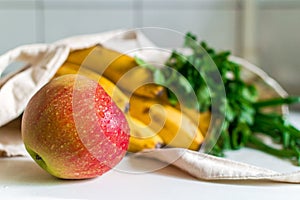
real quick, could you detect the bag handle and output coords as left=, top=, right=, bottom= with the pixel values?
left=0, top=44, right=49, bottom=77
left=0, top=44, right=70, bottom=127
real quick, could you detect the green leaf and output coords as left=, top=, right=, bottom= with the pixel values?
left=134, top=56, right=156, bottom=71
left=153, top=69, right=165, bottom=85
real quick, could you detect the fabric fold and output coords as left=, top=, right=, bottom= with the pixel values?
left=136, top=148, right=300, bottom=183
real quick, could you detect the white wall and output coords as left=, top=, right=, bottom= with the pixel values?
left=0, top=0, right=299, bottom=96
left=256, top=1, right=300, bottom=96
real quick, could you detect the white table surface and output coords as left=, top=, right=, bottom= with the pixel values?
left=1, top=112, right=300, bottom=200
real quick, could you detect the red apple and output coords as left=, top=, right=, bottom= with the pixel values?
left=21, top=74, right=130, bottom=179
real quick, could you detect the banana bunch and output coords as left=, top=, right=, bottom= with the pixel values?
left=54, top=46, right=206, bottom=152
left=65, top=45, right=165, bottom=99
left=128, top=95, right=203, bottom=150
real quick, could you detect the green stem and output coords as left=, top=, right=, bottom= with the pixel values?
left=254, top=112, right=300, bottom=139
left=251, top=125, right=281, bottom=141
left=251, top=113, right=281, bottom=138
left=248, top=135, right=297, bottom=158
left=209, top=144, right=224, bottom=157
left=253, top=96, right=300, bottom=108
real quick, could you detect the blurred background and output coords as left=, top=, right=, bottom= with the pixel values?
left=0, top=0, right=299, bottom=108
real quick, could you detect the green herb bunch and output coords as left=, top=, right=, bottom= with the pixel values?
left=136, top=32, right=300, bottom=165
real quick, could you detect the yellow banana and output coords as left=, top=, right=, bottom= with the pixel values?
left=127, top=116, right=164, bottom=152
left=54, top=62, right=80, bottom=77
left=66, top=45, right=165, bottom=99
left=128, top=136, right=164, bottom=153
left=129, top=95, right=204, bottom=151
left=55, top=62, right=129, bottom=113
left=66, top=45, right=135, bottom=74
left=180, top=107, right=211, bottom=137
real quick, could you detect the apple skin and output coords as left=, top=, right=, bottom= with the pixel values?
left=21, top=74, right=130, bottom=179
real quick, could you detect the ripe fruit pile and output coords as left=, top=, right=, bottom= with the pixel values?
left=22, top=46, right=207, bottom=179
left=22, top=74, right=129, bottom=179
left=54, top=46, right=206, bottom=153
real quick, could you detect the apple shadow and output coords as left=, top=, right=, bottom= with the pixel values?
left=115, top=156, right=196, bottom=181
left=0, top=158, right=89, bottom=186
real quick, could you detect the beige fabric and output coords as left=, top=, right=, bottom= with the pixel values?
left=0, top=44, right=69, bottom=127
left=0, top=117, right=25, bottom=156
left=136, top=148, right=300, bottom=183
left=0, top=29, right=299, bottom=183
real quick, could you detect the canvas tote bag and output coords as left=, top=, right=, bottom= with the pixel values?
left=1, top=29, right=300, bottom=183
